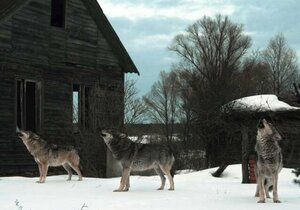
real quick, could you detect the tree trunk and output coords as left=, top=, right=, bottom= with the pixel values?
left=241, top=125, right=249, bottom=183
left=212, top=163, right=228, bottom=177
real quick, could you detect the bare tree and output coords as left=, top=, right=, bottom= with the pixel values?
left=238, top=50, right=272, bottom=96
left=124, top=78, right=146, bottom=124
left=263, top=34, right=299, bottom=96
left=168, top=14, right=252, bottom=168
left=169, top=14, right=251, bottom=104
left=171, top=63, right=196, bottom=142
left=143, top=71, right=180, bottom=141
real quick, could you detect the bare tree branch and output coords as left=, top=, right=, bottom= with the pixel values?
left=262, top=33, right=299, bottom=96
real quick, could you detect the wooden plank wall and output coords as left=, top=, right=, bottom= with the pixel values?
left=0, top=0, right=125, bottom=177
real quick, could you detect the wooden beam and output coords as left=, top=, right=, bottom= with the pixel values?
left=241, top=125, right=250, bottom=183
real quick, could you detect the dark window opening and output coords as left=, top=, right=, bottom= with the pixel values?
left=16, top=80, right=42, bottom=132
left=25, top=82, right=36, bottom=132
left=16, top=80, right=23, bottom=129
left=51, top=0, right=66, bottom=27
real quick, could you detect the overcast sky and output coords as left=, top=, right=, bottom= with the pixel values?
left=98, top=0, right=300, bottom=96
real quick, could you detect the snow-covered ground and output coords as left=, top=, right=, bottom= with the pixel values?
left=1, top=165, right=299, bottom=210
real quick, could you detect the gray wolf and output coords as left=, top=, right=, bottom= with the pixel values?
left=100, top=129, right=175, bottom=192
left=254, top=118, right=282, bottom=203
left=17, top=130, right=83, bottom=183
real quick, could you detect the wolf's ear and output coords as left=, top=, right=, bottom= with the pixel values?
left=257, top=118, right=265, bottom=129
left=119, top=133, right=126, bottom=138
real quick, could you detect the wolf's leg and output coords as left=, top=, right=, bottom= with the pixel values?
left=123, top=175, right=130, bottom=191
left=36, top=164, right=44, bottom=183
left=154, top=167, right=166, bottom=190
left=265, top=178, right=271, bottom=198
left=159, top=165, right=174, bottom=191
left=255, top=183, right=259, bottom=197
left=254, top=165, right=259, bottom=197
left=257, top=175, right=266, bottom=203
left=63, top=163, right=73, bottom=181
left=37, top=163, right=43, bottom=183
left=39, top=164, right=49, bottom=183
left=114, top=168, right=130, bottom=192
left=69, top=162, right=83, bottom=181
left=273, top=174, right=281, bottom=203
left=115, top=174, right=124, bottom=192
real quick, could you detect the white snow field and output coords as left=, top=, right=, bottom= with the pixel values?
left=0, top=165, right=299, bottom=210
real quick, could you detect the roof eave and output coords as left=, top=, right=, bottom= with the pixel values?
left=82, top=0, right=140, bottom=75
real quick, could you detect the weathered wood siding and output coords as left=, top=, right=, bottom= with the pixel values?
left=0, top=0, right=125, bottom=177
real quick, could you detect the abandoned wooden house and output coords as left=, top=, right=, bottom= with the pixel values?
left=0, top=0, right=139, bottom=177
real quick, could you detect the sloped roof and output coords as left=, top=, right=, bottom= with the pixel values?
left=0, top=0, right=139, bottom=75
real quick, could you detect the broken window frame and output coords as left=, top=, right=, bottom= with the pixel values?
left=72, top=83, right=90, bottom=132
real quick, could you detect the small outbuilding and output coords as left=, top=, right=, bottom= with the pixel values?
left=223, top=95, right=300, bottom=183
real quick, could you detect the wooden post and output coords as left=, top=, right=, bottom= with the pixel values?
left=241, top=125, right=249, bottom=183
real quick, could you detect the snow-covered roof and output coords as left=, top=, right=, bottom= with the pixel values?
left=225, top=94, right=299, bottom=112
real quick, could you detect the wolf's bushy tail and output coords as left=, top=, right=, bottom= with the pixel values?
left=170, top=156, right=176, bottom=178
left=79, top=162, right=83, bottom=172
left=168, top=144, right=177, bottom=178
left=72, top=149, right=81, bottom=166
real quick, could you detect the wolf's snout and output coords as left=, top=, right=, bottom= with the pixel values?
left=17, top=131, right=23, bottom=138
left=100, top=130, right=107, bottom=137
left=275, top=133, right=282, bottom=141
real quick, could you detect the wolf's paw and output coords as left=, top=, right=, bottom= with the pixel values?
left=257, top=199, right=265, bottom=203
left=66, top=179, right=71, bottom=181
left=36, top=181, right=45, bottom=184
left=157, top=187, right=164, bottom=190
left=273, top=200, right=281, bottom=203
left=78, top=178, right=83, bottom=181
left=168, top=188, right=174, bottom=191
left=113, top=189, right=122, bottom=192
left=254, top=193, right=259, bottom=197
left=266, top=195, right=271, bottom=198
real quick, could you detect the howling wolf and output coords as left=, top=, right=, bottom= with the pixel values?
left=255, top=118, right=283, bottom=203
left=100, top=129, right=175, bottom=192
left=18, top=130, right=83, bottom=183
